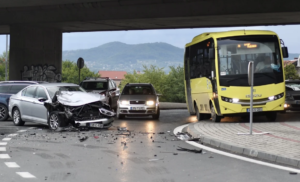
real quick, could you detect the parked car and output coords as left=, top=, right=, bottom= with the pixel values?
left=117, top=83, right=160, bottom=119
left=0, top=81, right=39, bottom=121
left=8, top=83, right=115, bottom=130
left=284, top=80, right=300, bottom=111
left=80, top=77, right=119, bottom=110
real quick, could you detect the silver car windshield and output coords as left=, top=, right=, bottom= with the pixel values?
left=46, top=86, right=86, bottom=99
left=122, top=86, right=154, bottom=95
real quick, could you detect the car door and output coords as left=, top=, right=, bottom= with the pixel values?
left=31, top=86, right=49, bottom=123
left=108, top=80, right=117, bottom=109
left=20, top=86, right=37, bottom=121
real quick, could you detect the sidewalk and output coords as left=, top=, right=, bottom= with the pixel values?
left=186, top=120, right=300, bottom=168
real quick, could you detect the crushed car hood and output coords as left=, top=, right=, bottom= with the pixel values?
left=57, top=91, right=105, bottom=106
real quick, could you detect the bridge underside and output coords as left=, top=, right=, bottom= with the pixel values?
left=0, top=0, right=300, bottom=33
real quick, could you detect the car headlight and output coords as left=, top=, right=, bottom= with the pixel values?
left=121, top=100, right=129, bottom=105
left=146, top=101, right=154, bottom=106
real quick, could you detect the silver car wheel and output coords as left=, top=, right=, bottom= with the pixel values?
left=0, top=106, right=6, bottom=120
left=13, top=109, right=20, bottom=124
left=49, top=114, right=59, bottom=130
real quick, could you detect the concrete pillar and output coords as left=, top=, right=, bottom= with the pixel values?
left=9, top=26, right=62, bottom=82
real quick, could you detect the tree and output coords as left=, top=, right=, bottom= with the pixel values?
left=0, top=51, right=9, bottom=81
left=62, top=60, right=99, bottom=84
left=164, top=66, right=185, bottom=103
left=285, top=64, right=299, bottom=80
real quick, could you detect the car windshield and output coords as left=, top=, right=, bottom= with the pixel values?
left=122, top=85, right=154, bottom=95
left=286, top=82, right=300, bottom=91
left=46, top=86, right=86, bottom=99
left=218, top=35, right=284, bottom=86
left=81, top=81, right=108, bottom=90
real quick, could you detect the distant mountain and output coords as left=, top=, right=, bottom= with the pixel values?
left=62, top=42, right=184, bottom=73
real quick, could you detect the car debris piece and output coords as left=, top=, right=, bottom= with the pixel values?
left=289, top=172, right=297, bottom=175
left=79, top=136, right=88, bottom=142
left=94, top=136, right=99, bottom=139
left=118, top=127, right=127, bottom=131
left=173, top=153, right=178, bottom=155
left=176, top=132, right=192, bottom=141
left=188, top=138, right=200, bottom=141
left=149, top=158, right=163, bottom=162
left=158, top=132, right=165, bottom=134
left=177, top=146, right=202, bottom=153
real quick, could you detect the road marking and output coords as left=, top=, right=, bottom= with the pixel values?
left=0, top=142, right=7, bottom=145
left=16, top=172, right=36, bottom=178
left=17, top=130, right=26, bottom=132
left=5, top=162, right=20, bottom=168
left=0, top=147, right=6, bottom=151
left=2, top=138, right=11, bottom=141
left=174, top=124, right=300, bottom=173
left=0, top=154, right=10, bottom=159
left=7, top=134, right=18, bottom=137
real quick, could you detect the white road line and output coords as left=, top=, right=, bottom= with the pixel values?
left=5, top=162, right=20, bottom=168
left=0, top=147, right=6, bottom=151
left=2, top=138, right=11, bottom=141
left=0, top=154, right=10, bottom=159
left=174, top=124, right=300, bottom=173
left=7, top=134, right=18, bottom=137
left=16, top=172, right=36, bottom=178
left=17, top=130, right=26, bottom=132
left=0, top=142, right=7, bottom=145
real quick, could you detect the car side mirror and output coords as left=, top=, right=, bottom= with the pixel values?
left=38, top=97, right=47, bottom=102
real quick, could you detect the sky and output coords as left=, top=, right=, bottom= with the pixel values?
left=0, top=25, right=299, bottom=54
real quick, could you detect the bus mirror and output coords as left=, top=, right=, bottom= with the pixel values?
left=282, top=47, right=289, bottom=58
left=209, top=48, right=215, bottom=59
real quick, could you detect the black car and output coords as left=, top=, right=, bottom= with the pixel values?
left=0, top=81, right=39, bottom=121
left=80, top=77, right=119, bottom=110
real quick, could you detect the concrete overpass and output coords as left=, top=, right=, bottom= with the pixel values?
left=3, top=0, right=300, bottom=80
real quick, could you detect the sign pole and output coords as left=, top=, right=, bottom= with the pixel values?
left=237, top=61, right=269, bottom=135
left=5, top=34, right=8, bottom=81
left=249, top=61, right=254, bottom=135
left=77, top=57, right=85, bottom=84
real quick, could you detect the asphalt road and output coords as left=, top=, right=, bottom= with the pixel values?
left=0, top=110, right=299, bottom=182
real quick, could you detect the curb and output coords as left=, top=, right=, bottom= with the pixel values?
left=186, top=123, right=300, bottom=169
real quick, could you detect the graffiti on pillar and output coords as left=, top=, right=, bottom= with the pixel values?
left=21, top=64, right=61, bottom=82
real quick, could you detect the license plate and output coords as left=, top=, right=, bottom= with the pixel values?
left=130, top=107, right=145, bottom=110
left=247, top=108, right=263, bottom=112
left=90, top=123, right=103, bottom=128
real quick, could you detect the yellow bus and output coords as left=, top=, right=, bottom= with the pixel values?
left=184, top=30, right=288, bottom=122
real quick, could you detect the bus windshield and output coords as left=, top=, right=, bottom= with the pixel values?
left=217, top=35, right=284, bottom=86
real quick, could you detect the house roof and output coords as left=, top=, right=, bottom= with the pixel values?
left=284, top=60, right=297, bottom=67
left=98, top=70, right=127, bottom=80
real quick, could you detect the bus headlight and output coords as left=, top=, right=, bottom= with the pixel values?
left=269, top=93, right=284, bottom=101
left=232, top=98, right=239, bottom=103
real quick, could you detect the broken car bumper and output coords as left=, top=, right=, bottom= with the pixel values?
left=74, top=117, right=114, bottom=128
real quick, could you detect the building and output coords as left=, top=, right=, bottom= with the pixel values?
left=98, top=71, right=127, bottom=86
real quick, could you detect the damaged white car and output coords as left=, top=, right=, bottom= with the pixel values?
left=8, top=83, right=115, bottom=130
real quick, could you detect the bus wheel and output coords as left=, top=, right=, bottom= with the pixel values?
left=195, top=104, right=204, bottom=121
left=211, top=105, right=221, bottom=123
left=266, top=112, right=277, bottom=121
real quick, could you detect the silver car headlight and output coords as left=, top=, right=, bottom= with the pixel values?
left=121, top=100, right=129, bottom=105
left=146, top=101, right=154, bottom=106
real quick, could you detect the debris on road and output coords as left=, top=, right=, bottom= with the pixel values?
left=289, top=172, right=297, bottom=175
left=177, top=146, right=202, bottom=153
left=118, top=127, right=127, bottom=131
left=94, top=136, right=99, bottom=139
left=176, top=132, right=192, bottom=141
left=79, top=136, right=88, bottom=142
left=149, top=158, right=163, bottom=162
left=158, top=132, right=165, bottom=134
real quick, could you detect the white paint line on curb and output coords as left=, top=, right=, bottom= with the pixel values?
left=5, top=162, right=20, bottom=168
left=0, top=154, right=10, bottom=159
left=0, top=142, right=7, bottom=145
left=2, top=138, right=11, bottom=141
left=0, top=147, right=6, bottom=151
left=17, top=130, right=26, bottom=132
left=174, top=124, right=300, bottom=173
left=7, top=134, right=18, bottom=137
left=16, top=172, right=36, bottom=178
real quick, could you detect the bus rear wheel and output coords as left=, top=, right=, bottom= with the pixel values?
left=266, top=112, right=277, bottom=121
left=211, top=105, right=221, bottom=123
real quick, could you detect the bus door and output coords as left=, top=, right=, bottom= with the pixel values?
left=185, top=47, right=194, bottom=114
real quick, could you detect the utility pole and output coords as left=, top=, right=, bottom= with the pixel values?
left=5, top=34, right=8, bottom=81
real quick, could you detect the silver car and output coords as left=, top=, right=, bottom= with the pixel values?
left=117, top=83, right=160, bottom=119
left=8, top=83, right=115, bottom=130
